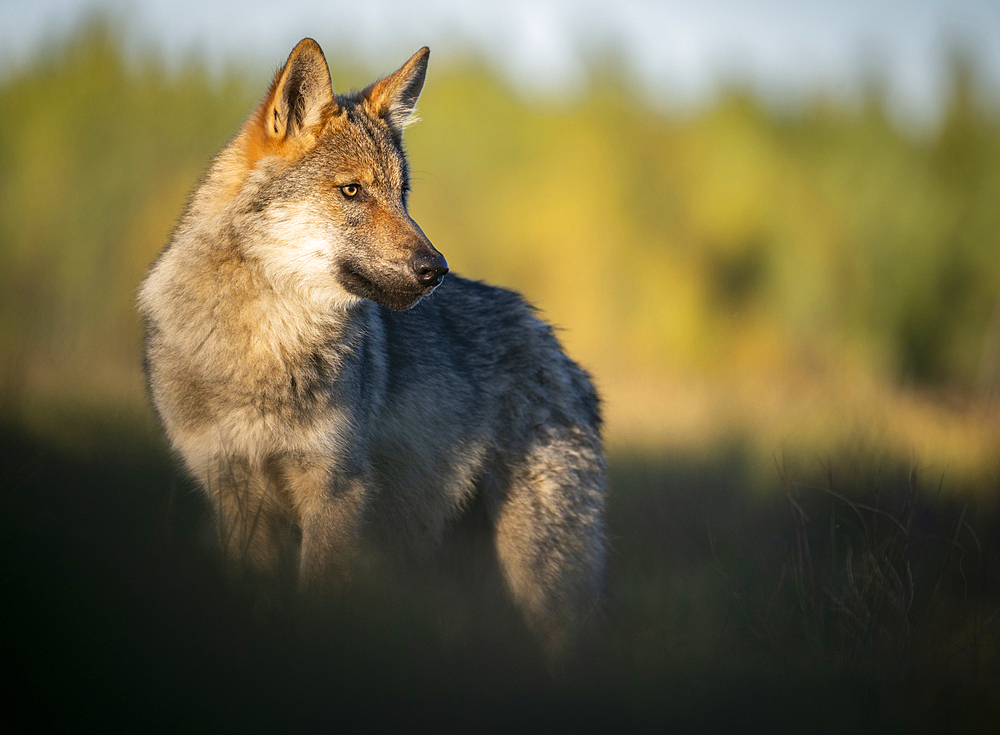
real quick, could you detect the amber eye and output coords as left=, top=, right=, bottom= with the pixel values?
left=341, top=184, right=360, bottom=198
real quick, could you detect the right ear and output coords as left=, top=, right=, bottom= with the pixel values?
left=255, top=38, right=335, bottom=149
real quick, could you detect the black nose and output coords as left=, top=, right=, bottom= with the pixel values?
left=411, top=250, right=449, bottom=287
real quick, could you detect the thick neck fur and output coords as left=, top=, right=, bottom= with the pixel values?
left=142, top=146, right=368, bottom=392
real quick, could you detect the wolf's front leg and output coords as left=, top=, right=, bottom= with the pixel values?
left=203, top=455, right=293, bottom=581
left=278, top=458, right=369, bottom=592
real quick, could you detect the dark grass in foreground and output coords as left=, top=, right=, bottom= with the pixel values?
left=2, top=424, right=998, bottom=732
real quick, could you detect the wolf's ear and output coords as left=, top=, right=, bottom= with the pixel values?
left=263, top=38, right=335, bottom=144
left=362, top=47, right=430, bottom=131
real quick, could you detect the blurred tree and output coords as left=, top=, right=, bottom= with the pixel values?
left=1, top=21, right=998, bottom=454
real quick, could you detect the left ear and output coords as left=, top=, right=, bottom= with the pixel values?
left=363, top=47, right=430, bottom=131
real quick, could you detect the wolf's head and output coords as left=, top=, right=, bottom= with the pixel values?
left=224, top=39, right=447, bottom=311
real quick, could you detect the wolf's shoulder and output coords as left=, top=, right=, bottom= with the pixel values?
left=402, top=274, right=602, bottom=431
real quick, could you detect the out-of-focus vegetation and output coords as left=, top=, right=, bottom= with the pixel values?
left=3, top=421, right=997, bottom=731
left=3, top=22, right=999, bottom=731
left=1, top=21, right=999, bottom=473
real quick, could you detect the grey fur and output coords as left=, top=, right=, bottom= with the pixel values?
left=138, top=39, right=606, bottom=654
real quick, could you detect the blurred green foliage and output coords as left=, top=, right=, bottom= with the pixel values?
left=409, top=54, right=1000, bottom=390
left=1, top=21, right=998, bottom=451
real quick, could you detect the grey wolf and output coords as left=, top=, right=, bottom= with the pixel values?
left=138, top=38, right=606, bottom=654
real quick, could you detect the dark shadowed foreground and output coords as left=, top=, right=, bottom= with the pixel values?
left=2, top=423, right=997, bottom=733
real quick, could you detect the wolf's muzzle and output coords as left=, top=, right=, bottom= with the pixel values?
left=411, top=250, right=449, bottom=288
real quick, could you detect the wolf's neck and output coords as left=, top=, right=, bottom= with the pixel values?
left=237, top=266, right=366, bottom=353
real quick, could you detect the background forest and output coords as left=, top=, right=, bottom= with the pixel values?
left=2, top=18, right=999, bottom=732
left=2, top=22, right=999, bottom=472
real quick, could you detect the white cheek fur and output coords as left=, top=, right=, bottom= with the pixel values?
left=250, top=202, right=360, bottom=311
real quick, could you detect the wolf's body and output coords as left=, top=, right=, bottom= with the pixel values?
left=139, top=39, right=606, bottom=651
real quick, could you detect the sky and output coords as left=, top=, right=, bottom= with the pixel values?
left=2, top=0, right=999, bottom=123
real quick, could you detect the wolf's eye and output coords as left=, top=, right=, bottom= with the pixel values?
left=341, top=184, right=360, bottom=199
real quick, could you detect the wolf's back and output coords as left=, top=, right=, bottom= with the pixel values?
left=374, top=274, right=602, bottom=444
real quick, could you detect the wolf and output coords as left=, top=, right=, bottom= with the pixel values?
left=138, top=38, right=606, bottom=653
